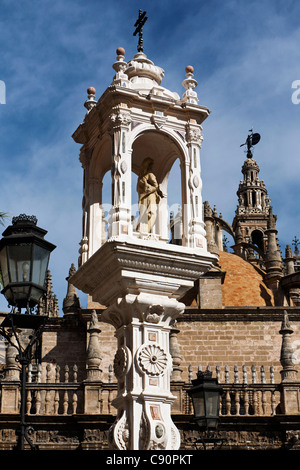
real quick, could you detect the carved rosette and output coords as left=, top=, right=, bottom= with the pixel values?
left=137, top=344, right=168, bottom=376
left=113, top=346, right=132, bottom=379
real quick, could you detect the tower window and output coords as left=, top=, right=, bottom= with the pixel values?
left=251, top=230, right=264, bottom=252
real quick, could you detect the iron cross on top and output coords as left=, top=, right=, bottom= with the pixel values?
left=133, top=10, right=148, bottom=52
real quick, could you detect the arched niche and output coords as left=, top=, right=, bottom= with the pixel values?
left=131, top=129, right=186, bottom=241
left=82, top=135, right=112, bottom=257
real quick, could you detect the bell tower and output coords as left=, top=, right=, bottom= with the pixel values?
left=71, top=13, right=217, bottom=450
left=232, top=131, right=273, bottom=261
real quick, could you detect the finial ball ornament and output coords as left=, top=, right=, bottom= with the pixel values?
left=116, top=47, right=125, bottom=56
left=185, top=65, right=194, bottom=74
left=87, top=87, right=96, bottom=95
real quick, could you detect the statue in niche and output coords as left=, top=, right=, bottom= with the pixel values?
left=136, top=157, right=163, bottom=233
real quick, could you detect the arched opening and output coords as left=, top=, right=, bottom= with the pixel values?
left=101, top=170, right=111, bottom=241
left=131, top=130, right=184, bottom=241
left=251, top=229, right=264, bottom=252
left=167, top=158, right=182, bottom=244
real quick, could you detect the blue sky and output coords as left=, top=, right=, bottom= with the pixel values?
left=0, top=0, right=299, bottom=311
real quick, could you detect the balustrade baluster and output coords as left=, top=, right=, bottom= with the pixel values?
left=55, top=365, right=60, bottom=383
left=26, top=390, right=31, bottom=415
left=253, top=391, right=258, bottom=415
left=36, top=391, right=41, bottom=415
left=45, top=390, right=51, bottom=414
left=225, top=365, right=229, bottom=384
left=46, top=364, right=51, bottom=383
left=63, top=391, right=68, bottom=414
left=242, top=365, right=247, bottom=384
left=244, top=390, right=249, bottom=416
left=251, top=365, right=256, bottom=384
left=73, top=365, right=78, bottom=383
left=225, top=390, right=231, bottom=415
left=37, top=364, right=42, bottom=383
left=54, top=390, right=59, bottom=415
left=64, top=365, right=69, bottom=383
left=270, top=366, right=274, bottom=384
left=261, top=390, right=267, bottom=415
left=271, top=390, right=277, bottom=415
left=235, top=391, right=240, bottom=415
left=234, top=365, right=239, bottom=384
left=261, top=365, right=266, bottom=384
left=28, top=364, right=33, bottom=383
left=72, top=392, right=77, bottom=414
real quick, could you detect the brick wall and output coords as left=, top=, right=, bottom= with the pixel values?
left=177, top=311, right=300, bottom=384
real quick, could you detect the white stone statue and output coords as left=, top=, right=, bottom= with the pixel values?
left=136, top=157, right=163, bottom=233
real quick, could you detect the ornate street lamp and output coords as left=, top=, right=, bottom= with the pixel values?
left=0, top=214, right=56, bottom=450
left=0, top=214, right=55, bottom=312
left=188, top=369, right=223, bottom=432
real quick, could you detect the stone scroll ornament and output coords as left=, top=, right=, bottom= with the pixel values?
left=113, top=346, right=132, bottom=379
left=108, top=409, right=129, bottom=450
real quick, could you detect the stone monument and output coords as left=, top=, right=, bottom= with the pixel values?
left=71, top=14, right=217, bottom=449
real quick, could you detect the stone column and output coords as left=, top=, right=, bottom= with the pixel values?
left=84, top=310, right=102, bottom=414
left=0, top=331, right=20, bottom=414
left=185, top=121, right=207, bottom=251
left=169, top=327, right=183, bottom=382
left=3, top=332, right=20, bottom=381
left=279, top=311, right=300, bottom=415
left=108, top=105, right=132, bottom=239
left=86, top=310, right=102, bottom=381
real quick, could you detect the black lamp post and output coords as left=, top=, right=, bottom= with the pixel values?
left=0, top=214, right=56, bottom=312
left=0, top=214, right=56, bottom=450
left=188, top=369, right=224, bottom=449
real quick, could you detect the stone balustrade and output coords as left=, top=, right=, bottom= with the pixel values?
left=0, top=362, right=298, bottom=418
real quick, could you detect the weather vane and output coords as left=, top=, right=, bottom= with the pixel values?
left=240, top=129, right=261, bottom=158
left=133, top=9, right=148, bottom=52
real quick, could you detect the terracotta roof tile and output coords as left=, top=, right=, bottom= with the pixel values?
left=219, top=251, right=274, bottom=307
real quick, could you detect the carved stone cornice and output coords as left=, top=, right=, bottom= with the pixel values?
left=69, top=239, right=216, bottom=307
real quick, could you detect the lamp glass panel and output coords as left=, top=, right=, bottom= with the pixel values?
left=7, top=244, right=32, bottom=283
left=0, top=247, right=9, bottom=287
left=205, top=389, right=219, bottom=417
left=32, top=244, right=49, bottom=287
left=192, top=390, right=205, bottom=418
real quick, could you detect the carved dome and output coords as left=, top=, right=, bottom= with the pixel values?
left=125, top=52, right=180, bottom=100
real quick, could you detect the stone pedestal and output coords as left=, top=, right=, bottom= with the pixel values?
left=0, top=382, right=19, bottom=413
left=104, top=292, right=182, bottom=450
left=279, top=383, right=300, bottom=414
left=70, top=238, right=216, bottom=449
